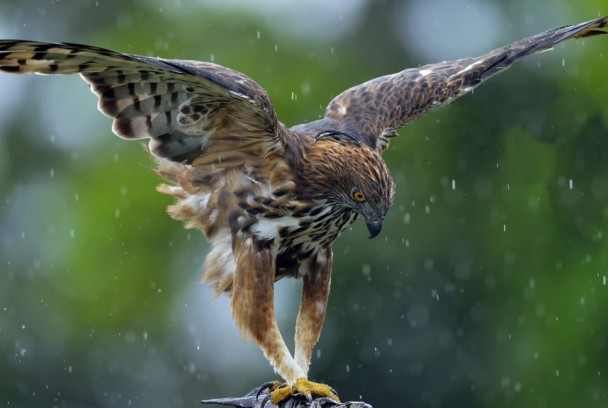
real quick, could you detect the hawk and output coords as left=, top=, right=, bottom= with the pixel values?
left=0, top=16, right=606, bottom=404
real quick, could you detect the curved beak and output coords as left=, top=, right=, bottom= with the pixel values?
left=366, top=219, right=383, bottom=239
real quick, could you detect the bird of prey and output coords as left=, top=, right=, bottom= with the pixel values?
left=0, top=16, right=606, bottom=405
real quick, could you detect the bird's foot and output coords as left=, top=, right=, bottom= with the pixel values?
left=270, top=378, right=340, bottom=405
left=255, top=381, right=283, bottom=405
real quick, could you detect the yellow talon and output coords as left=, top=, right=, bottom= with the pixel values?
left=257, top=380, right=283, bottom=402
left=270, top=384, right=294, bottom=405
left=270, top=378, right=340, bottom=405
left=265, top=381, right=283, bottom=392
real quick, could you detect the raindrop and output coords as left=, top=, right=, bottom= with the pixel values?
left=569, top=179, right=573, bottom=189
left=114, top=208, right=121, bottom=218
left=431, top=289, right=439, bottom=300
left=69, top=229, right=75, bottom=239
left=301, top=82, right=311, bottom=96
left=345, top=364, right=350, bottom=373
left=361, top=264, right=371, bottom=277
left=451, top=179, right=456, bottom=190
left=256, top=31, right=261, bottom=40
left=50, top=168, right=55, bottom=178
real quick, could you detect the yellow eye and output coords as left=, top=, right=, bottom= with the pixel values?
left=353, top=191, right=366, bottom=202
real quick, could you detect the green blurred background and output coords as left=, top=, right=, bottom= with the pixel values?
left=1, top=1, right=607, bottom=407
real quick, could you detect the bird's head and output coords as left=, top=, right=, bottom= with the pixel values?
left=304, top=130, right=395, bottom=238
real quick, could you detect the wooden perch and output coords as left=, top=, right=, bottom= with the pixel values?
left=201, top=386, right=372, bottom=408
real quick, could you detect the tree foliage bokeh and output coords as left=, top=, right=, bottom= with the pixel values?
left=1, top=1, right=607, bottom=407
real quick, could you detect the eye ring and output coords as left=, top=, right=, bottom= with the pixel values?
left=353, top=191, right=366, bottom=202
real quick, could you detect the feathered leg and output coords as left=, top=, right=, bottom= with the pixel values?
left=294, top=248, right=333, bottom=375
left=268, top=248, right=340, bottom=404
left=232, top=238, right=339, bottom=404
left=231, top=235, right=305, bottom=384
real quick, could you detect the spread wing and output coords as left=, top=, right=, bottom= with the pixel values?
left=325, top=16, right=608, bottom=153
left=0, top=41, right=284, bottom=169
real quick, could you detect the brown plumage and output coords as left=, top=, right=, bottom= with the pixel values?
left=0, top=16, right=606, bottom=403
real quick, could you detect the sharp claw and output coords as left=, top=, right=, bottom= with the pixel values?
left=256, top=381, right=277, bottom=400
left=244, top=387, right=261, bottom=397
left=304, top=392, right=313, bottom=402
